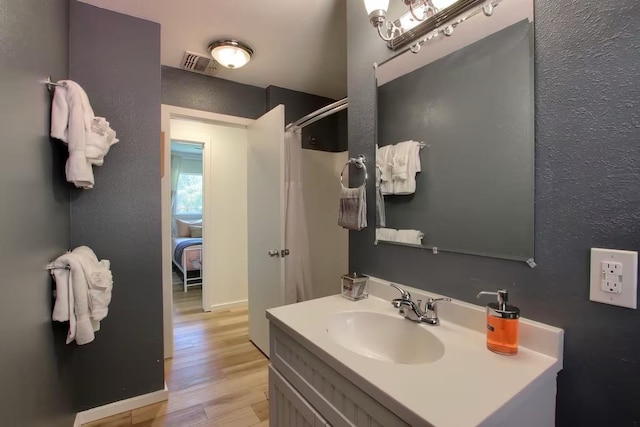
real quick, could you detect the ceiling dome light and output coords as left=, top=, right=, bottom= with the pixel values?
left=208, top=39, right=253, bottom=69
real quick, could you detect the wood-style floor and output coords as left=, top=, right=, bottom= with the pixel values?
left=84, top=271, right=269, bottom=427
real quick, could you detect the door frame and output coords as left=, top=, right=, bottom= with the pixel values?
left=161, top=105, right=253, bottom=359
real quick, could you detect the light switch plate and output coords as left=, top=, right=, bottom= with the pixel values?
left=590, top=248, right=638, bottom=309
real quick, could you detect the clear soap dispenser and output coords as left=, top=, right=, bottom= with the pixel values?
left=477, top=289, right=520, bottom=355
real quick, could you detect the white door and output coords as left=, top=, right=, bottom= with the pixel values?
left=247, top=105, right=286, bottom=356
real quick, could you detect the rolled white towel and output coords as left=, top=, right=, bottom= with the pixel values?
left=395, top=229, right=424, bottom=245
left=376, top=227, right=398, bottom=242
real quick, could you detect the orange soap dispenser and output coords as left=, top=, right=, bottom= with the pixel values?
left=477, top=289, right=520, bottom=355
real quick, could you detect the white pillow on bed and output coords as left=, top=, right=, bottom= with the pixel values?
left=189, top=225, right=202, bottom=238
left=175, top=219, right=202, bottom=237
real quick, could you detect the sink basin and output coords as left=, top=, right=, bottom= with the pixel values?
left=326, top=311, right=445, bottom=365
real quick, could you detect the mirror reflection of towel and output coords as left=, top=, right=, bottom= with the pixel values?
left=376, top=187, right=386, bottom=227
left=392, top=140, right=422, bottom=195
left=376, top=228, right=397, bottom=242
left=396, top=229, right=423, bottom=245
left=377, top=145, right=394, bottom=195
left=338, top=185, right=367, bottom=231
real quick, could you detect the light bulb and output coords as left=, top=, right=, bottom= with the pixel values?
left=211, top=46, right=251, bottom=69
left=364, top=0, right=389, bottom=15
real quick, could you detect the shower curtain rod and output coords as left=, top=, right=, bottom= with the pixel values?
left=286, top=97, right=348, bottom=130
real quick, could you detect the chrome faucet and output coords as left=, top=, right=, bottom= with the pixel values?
left=390, top=284, right=451, bottom=326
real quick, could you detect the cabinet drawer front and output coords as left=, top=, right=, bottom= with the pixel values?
left=270, top=365, right=329, bottom=427
left=271, top=325, right=410, bottom=427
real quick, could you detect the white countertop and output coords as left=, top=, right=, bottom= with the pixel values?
left=267, top=289, right=563, bottom=427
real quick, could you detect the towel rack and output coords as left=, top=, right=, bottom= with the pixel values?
left=46, top=261, right=69, bottom=271
left=340, top=155, right=368, bottom=188
left=44, top=76, right=64, bottom=92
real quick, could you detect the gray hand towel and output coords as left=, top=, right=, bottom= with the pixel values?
left=338, top=185, right=367, bottom=231
left=375, top=167, right=386, bottom=227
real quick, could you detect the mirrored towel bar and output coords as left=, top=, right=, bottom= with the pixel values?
left=380, top=141, right=427, bottom=149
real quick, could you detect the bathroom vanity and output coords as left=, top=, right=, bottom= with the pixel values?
left=266, top=277, right=563, bottom=427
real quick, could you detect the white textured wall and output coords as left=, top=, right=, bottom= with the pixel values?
left=171, top=118, right=248, bottom=309
left=301, top=150, right=349, bottom=298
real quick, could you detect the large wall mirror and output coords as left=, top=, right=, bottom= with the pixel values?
left=375, top=0, right=535, bottom=264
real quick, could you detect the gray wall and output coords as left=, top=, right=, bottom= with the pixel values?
left=347, top=1, right=640, bottom=425
left=162, top=67, right=347, bottom=152
left=162, top=65, right=265, bottom=119
left=267, top=85, right=348, bottom=152
left=0, top=0, right=75, bottom=425
left=69, top=1, right=164, bottom=410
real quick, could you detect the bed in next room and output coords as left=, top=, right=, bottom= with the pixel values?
left=172, top=219, right=203, bottom=292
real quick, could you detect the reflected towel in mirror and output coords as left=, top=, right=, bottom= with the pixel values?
left=396, top=229, right=424, bottom=245
left=375, top=166, right=386, bottom=227
left=392, top=140, right=422, bottom=195
left=376, top=145, right=394, bottom=195
left=376, top=228, right=398, bottom=242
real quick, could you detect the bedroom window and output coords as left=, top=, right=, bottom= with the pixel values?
left=175, top=173, right=203, bottom=215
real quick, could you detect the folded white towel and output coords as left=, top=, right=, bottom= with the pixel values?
left=376, top=227, right=398, bottom=242
left=395, top=229, right=424, bottom=245
left=51, top=252, right=95, bottom=344
left=51, top=246, right=113, bottom=345
left=51, top=81, right=95, bottom=188
left=85, top=129, right=118, bottom=167
left=392, top=140, right=422, bottom=195
left=50, top=81, right=118, bottom=189
left=376, top=145, right=395, bottom=195
left=73, top=246, right=113, bottom=322
left=51, top=262, right=71, bottom=323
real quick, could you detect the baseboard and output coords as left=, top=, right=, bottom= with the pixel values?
left=73, top=382, right=168, bottom=426
left=210, top=299, right=248, bottom=312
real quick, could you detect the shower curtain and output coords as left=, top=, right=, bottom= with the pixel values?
left=284, top=127, right=313, bottom=303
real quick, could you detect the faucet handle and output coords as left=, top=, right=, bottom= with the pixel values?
left=428, top=297, right=451, bottom=304
left=390, top=283, right=411, bottom=301
left=426, top=297, right=452, bottom=311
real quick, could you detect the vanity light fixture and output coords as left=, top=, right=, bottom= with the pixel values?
left=364, top=0, right=500, bottom=51
left=364, top=0, right=400, bottom=41
left=364, top=0, right=447, bottom=40
left=402, top=0, right=439, bottom=22
left=208, top=39, right=253, bottom=69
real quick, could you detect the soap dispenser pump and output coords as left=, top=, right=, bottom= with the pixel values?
left=477, top=289, right=520, bottom=355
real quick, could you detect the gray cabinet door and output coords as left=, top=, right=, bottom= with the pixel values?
left=270, top=365, right=330, bottom=427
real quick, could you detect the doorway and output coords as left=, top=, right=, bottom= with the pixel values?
left=161, top=105, right=260, bottom=359
left=170, top=141, right=204, bottom=314
left=161, top=103, right=346, bottom=360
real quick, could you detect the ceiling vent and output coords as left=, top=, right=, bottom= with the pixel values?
left=179, top=51, right=217, bottom=76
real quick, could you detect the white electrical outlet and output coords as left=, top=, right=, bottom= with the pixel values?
left=590, top=248, right=638, bottom=309
left=601, top=261, right=623, bottom=294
